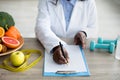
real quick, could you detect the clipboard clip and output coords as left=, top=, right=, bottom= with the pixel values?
left=56, top=71, right=77, bottom=74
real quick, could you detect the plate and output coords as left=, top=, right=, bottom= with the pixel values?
left=0, top=36, right=24, bottom=56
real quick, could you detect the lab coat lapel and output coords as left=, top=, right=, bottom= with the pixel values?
left=52, top=0, right=66, bottom=33
left=67, top=1, right=84, bottom=33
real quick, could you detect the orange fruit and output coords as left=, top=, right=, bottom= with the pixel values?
left=0, top=44, right=3, bottom=52
left=2, top=36, right=20, bottom=48
left=0, top=27, right=5, bottom=38
left=5, top=26, right=21, bottom=39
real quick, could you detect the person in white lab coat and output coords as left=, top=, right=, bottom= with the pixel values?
left=35, top=0, right=98, bottom=64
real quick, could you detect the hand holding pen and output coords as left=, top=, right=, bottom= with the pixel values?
left=53, top=42, right=69, bottom=64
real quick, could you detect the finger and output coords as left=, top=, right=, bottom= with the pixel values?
left=74, top=37, right=81, bottom=45
left=64, top=51, right=69, bottom=63
left=75, top=36, right=84, bottom=48
left=74, top=33, right=80, bottom=45
left=53, top=54, right=66, bottom=64
left=58, top=50, right=68, bottom=64
left=65, top=57, right=69, bottom=63
left=58, top=59, right=67, bottom=64
left=56, top=56, right=67, bottom=64
left=78, top=33, right=86, bottom=48
left=75, top=32, right=83, bottom=44
left=75, top=36, right=82, bottom=45
left=80, top=37, right=85, bottom=48
left=74, top=32, right=86, bottom=48
left=82, top=43, right=86, bottom=49
left=74, top=37, right=78, bottom=45
left=81, top=35, right=86, bottom=49
left=80, top=39, right=86, bottom=48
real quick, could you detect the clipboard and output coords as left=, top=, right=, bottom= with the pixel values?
left=43, top=45, right=90, bottom=76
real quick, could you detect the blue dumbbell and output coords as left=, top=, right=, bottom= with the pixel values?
left=97, top=37, right=119, bottom=46
left=90, top=40, right=115, bottom=53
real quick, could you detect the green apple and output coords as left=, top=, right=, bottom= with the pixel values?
left=10, top=51, right=25, bottom=66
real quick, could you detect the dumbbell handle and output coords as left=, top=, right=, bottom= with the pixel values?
left=95, top=44, right=110, bottom=49
left=90, top=41, right=115, bottom=53
left=98, top=37, right=118, bottom=45
left=102, top=40, right=117, bottom=45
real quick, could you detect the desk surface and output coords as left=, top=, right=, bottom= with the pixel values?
left=0, top=38, right=120, bottom=80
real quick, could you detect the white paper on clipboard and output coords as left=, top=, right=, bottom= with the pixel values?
left=43, top=45, right=90, bottom=76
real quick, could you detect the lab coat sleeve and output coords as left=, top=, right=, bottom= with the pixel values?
left=35, top=0, right=66, bottom=53
left=81, top=0, right=98, bottom=38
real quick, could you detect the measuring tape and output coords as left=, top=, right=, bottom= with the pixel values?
left=0, top=49, right=43, bottom=72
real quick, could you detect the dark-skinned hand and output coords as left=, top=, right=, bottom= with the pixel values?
left=52, top=46, right=69, bottom=64
left=74, top=31, right=87, bottom=49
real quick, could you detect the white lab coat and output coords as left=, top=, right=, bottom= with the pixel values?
left=35, top=0, right=98, bottom=53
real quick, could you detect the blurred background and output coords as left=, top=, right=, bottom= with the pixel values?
left=0, top=0, right=120, bottom=39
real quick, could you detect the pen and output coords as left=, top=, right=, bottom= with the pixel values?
left=59, top=42, right=68, bottom=63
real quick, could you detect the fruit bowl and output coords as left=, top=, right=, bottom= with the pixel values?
left=0, top=36, right=24, bottom=56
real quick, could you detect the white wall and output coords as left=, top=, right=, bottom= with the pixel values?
left=96, top=0, right=120, bottom=39
left=0, top=0, right=38, bottom=37
left=0, top=0, right=120, bottom=39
